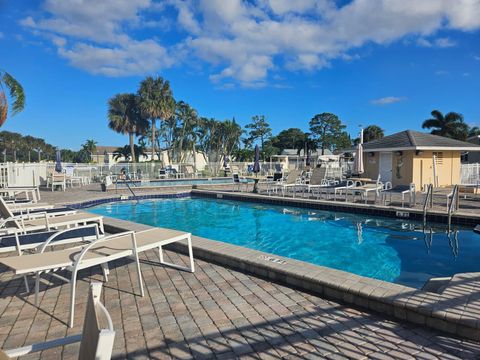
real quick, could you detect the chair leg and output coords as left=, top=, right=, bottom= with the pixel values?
left=34, top=272, right=40, bottom=306
left=69, top=271, right=77, bottom=328
left=133, top=251, right=144, bottom=297
left=187, top=234, right=195, bottom=273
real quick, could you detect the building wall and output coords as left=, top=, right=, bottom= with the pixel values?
left=363, top=150, right=461, bottom=189
left=412, top=150, right=460, bottom=189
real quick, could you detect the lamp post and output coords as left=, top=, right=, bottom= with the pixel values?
left=35, top=148, right=42, bottom=162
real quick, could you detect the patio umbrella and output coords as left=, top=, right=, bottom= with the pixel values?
left=306, top=150, right=311, bottom=166
left=253, top=145, right=260, bottom=175
left=55, top=149, right=62, bottom=173
left=223, top=155, right=229, bottom=168
left=353, top=142, right=364, bottom=175
left=104, top=150, right=109, bottom=165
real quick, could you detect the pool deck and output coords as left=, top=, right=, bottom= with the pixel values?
left=1, top=186, right=480, bottom=358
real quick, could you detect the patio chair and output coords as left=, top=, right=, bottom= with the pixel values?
left=311, top=180, right=354, bottom=200
left=0, top=187, right=40, bottom=203
left=184, top=165, right=198, bottom=178
left=232, top=173, right=249, bottom=192
left=0, top=224, right=100, bottom=254
left=2, top=282, right=115, bottom=360
left=0, top=199, right=104, bottom=235
left=51, top=173, right=66, bottom=191
left=301, top=167, right=331, bottom=197
left=345, top=175, right=383, bottom=204
left=381, top=183, right=416, bottom=207
left=279, top=169, right=303, bottom=197
left=0, top=227, right=193, bottom=327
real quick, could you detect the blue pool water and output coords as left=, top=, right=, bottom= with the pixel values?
left=89, top=198, right=480, bottom=288
left=115, top=178, right=233, bottom=188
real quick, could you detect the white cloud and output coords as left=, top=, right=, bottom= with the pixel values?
left=371, top=96, right=407, bottom=105
left=417, top=36, right=456, bottom=48
left=0, top=32, right=4, bottom=39
left=474, top=55, right=480, bottom=61
left=19, top=0, right=480, bottom=83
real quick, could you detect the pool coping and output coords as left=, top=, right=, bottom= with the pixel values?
left=191, top=189, right=480, bottom=227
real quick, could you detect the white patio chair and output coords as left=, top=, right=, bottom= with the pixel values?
left=2, top=282, right=115, bottom=360
left=0, top=227, right=194, bottom=327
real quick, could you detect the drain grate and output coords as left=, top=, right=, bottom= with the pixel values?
left=258, top=254, right=286, bottom=265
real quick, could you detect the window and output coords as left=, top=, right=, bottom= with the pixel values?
left=433, top=152, right=443, bottom=165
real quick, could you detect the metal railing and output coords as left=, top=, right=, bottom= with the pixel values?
left=423, top=184, right=433, bottom=226
left=447, top=184, right=459, bottom=232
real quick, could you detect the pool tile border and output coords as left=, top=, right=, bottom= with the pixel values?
left=66, top=192, right=191, bottom=209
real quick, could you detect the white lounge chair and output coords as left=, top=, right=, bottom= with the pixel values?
left=0, top=224, right=100, bottom=254
left=2, top=282, right=115, bottom=360
left=0, top=186, right=40, bottom=203
left=381, top=183, right=416, bottom=207
left=279, top=170, right=303, bottom=197
left=0, top=227, right=194, bottom=327
left=345, top=176, right=383, bottom=204
left=0, top=197, right=76, bottom=220
left=0, top=199, right=104, bottom=235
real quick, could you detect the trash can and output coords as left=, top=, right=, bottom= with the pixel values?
left=100, top=183, right=107, bottom=192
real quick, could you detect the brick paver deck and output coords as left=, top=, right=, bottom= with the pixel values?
left=1, top=249, right=479, bottom=359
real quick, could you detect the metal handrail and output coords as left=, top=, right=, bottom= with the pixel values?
left=447, top=184, right=459, bottom=232
left=423, top=184, right=433, bottom=226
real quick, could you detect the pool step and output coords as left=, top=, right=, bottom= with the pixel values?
left=422, top=276, right=452, bottom=293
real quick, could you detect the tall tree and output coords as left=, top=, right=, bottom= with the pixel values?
left=271, top=128, right=306, bottom=153
left=422, top=110, right=468, bottom=140
left=0, top=70, right=25, bottom=127
left=175, top=101, right=198, bottom=163
left=468, top=126, right=480, bottom=137
left=309, top=113, right=346, bottom=155
left=245, top=115, right=272, bottom=150
left=138, top=76, right=175, bottom=162
left=363, top=125, right=384, bottom=143
left=108, top=93, right=146, bottom=164
left=82, top=139, right=97, bottom=162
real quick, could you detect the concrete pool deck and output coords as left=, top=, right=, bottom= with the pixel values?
left=1, top=186, right=479, bottom=358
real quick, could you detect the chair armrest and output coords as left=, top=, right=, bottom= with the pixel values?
left=4, top=334, right=82, bottom=358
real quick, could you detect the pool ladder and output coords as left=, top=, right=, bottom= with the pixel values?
left=115, top=179, right=139, bottom=202
left=423, top=184, right=433, bottom=226
left=447, top=185, right=459, bottom=232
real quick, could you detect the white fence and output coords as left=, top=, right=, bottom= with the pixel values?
left=0, top=159, right=355, bottom=187
left=460, top=163, right=480, bottom=184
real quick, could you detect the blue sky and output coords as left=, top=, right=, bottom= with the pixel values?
left=1, top=0, right=479, bottom=150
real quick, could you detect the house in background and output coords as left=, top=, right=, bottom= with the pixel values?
left=91, top=145, right=208, bottom=170
left=463, top=135, right=480, bottom=163
left=360, top=130, right=480, bottom=189
left=271, top=148, right=333, bottom=170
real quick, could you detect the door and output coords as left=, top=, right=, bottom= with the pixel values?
left=379, top=152, right=392, bottom=183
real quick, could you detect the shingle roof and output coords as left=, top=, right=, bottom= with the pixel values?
left=362, top=130, right=480, bottom=151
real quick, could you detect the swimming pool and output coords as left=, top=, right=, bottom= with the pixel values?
left=114, top=177, right=233, bottom=188
left=89, top=197, right=480, bottom=288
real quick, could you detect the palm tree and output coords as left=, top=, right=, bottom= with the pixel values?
left=0, top=70, right=25, bottom=127
left=363, top=125, right=384, bottom=142
left=137, top=76, right=175, bottom=162
left=82, top=139, right=97, bottom=162
left=422, top=110, right=469, bottom=140
left=108, top=93, right=146, bottom=164
left=175, top=101, right=199, bottom=162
